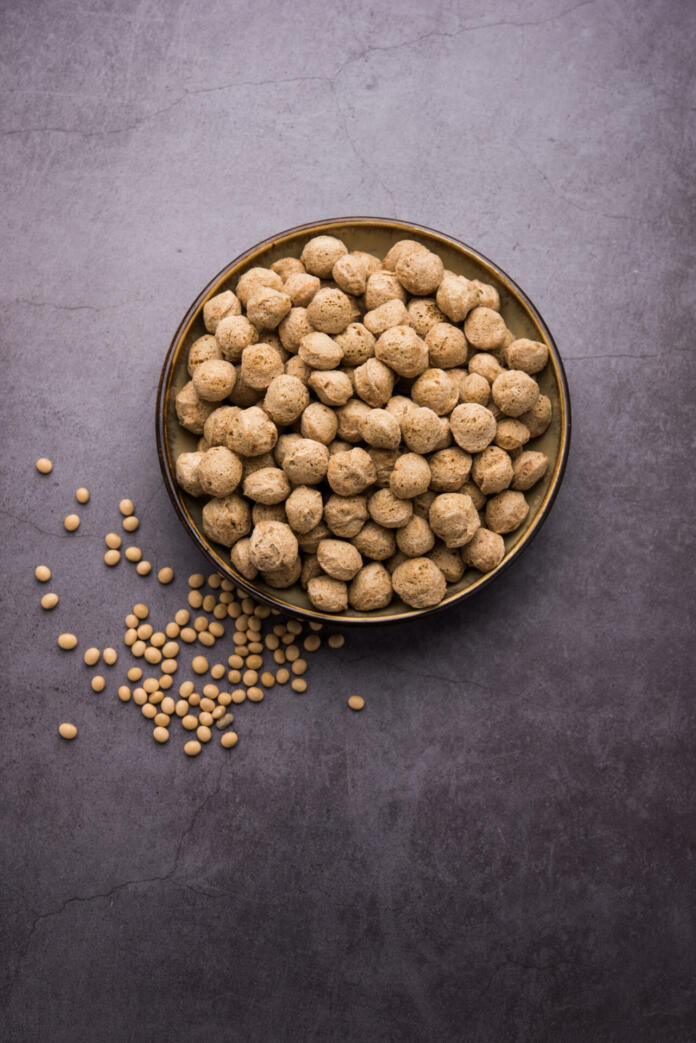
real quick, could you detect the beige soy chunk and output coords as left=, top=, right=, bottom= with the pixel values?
left=462, top=527, right=506, bottom=572
left=425, top=322, right=468, bottom=368
left=298, top=331, right=343, bottom=370
left=464, top=306, right=507, bottom=350
left=327, top=448, right=376, bottom=496
left=511, top=450, right=549, bottom=491
left=367, top=489, right=412, bottom=529
left=271, top=255, right=306, bottom=279
left=450, top=403, right=497, bottom=453
left=395, top=248, right=444, bottom=295
left=429, top=493, right=480, bottom=548
left=332, top=252, right=369, bottom=296
left=264, top=375, right=309, bottom=426
left=196, top=445, right=242, bottom=498
left=317, top=539, right=363, bottom=581
left=36, top=457, right=53, bottom=474
left=485, top=490, right=530, bottom=534
left=519, top=394, right=552, bottom=438
left=335, top=323, right=375, bottom=366
left=435, top=273, right=478, bottom=322
left=283, top=272, right=321, bottom=307
left=236, top=267, right=283, bottom=307
left=64, top=514, right=80, bottom=532
left=390, top=453, right=430, bottom=499
left=348, top=562, right=393, bottom=610
left=471, top=446, right=514, bottom=495
left=203, top=290, right=241, bottom=333
left=363, top=299, right=410, bottom=337
left=491, top=370, right=540, bottom=418
left=301, top=235, right=348, bottom=277
left=365, top=271, right=407, bottom=310
left=392, top=557, right=446, bottom=608
left=374, top=326, right=428, bottom=379
left=306, top=287, right=353, bottom=335
left=58, top=722, right=77, bottom=740
left=407, top=297, right=445, bottom=336
left=411, top=369, right=458, bottom=417
left=504, top=338, right=549, bottom=374
left=360, top=409, right=401, bottom=450
left=307, top=576, right=348, bottom=613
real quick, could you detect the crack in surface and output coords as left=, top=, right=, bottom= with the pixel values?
left=2, top=766, right=225, bottom=1012
left=1, top=2, right=597, bottom=140
left=0, top=507, right=103, bottom=541
left=512, top=140, right=631, bottom=221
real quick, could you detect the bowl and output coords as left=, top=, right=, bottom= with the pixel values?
left=156, top=217, right=571, bottom=625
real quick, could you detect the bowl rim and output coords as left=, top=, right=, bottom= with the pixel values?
left=156, top=216, right=571, bottom=625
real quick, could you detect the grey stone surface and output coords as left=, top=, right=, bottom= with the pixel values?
left=1, top=0, right=695, bottom=1040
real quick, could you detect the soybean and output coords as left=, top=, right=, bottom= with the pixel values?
left=58, top=722, right=77, bottom=739
left=41, top=592, right=59, bottom=610
left=36, top=457, right=53, bottom=474
left=57, top=633, right=77, bottom=650
left=35, top=565, right=51, bottom=582
left=76, top=488, right=90, bottom=504
left=64, top=514, right=80, bottom=532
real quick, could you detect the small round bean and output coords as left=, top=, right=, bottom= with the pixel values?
left=125, top=546, right=142, bottom=562
left=184, top=740, right=202, bottom=757
left=83, top=647, right=100, bottom=666
left=221, top=732, right=239, bottom=749
left=41, top=593, right=59, bottom=610
left=136, top=560, right=151, bottom=575
left=57, top=633, right=77, bottom=650
left=348, top=695, right=365, bottom=711
left=64, top=514, right=80, bottom=532
left=36, top=457, right=53, bottom=474
left=119, top=499, right=135, bottom=516
left=158, top=566, right=174, bottom=584
left=58, top=722, right=77, bottom=739
left=76, top=488, right=90, bottom=504
left=91, top=675, right=105, bottom=692
left=35, top=565, right=51, bottom=582
left=104, top=550, right=120, bottom=566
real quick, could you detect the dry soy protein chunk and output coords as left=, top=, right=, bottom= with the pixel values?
left=348, top=563, right=393, bottom=610
left=461, top=527, right=506, bottom=572
left=392, top=557, right=447, bottom=609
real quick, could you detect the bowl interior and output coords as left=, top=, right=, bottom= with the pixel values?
left=158, top=219, right=569, bottom=623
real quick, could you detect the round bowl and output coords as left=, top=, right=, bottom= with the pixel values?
left=156, top=217, right=571, bottom=625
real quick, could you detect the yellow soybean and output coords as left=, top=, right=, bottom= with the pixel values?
left=76, top=488, right=90, bottom=504
left=64, top=514, right=80, bottom=532
left=35, top=565, right=51, bottom=582
left=58, top=722, right=77, bottom=739
left=41, top=592, right=59, bottom=610
left=57, top=633, right=77, bottom=650
left=36, top=457, right=53, bottom=474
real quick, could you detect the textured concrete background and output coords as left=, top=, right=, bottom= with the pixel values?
left=1, top=0, right=695, bottom=1040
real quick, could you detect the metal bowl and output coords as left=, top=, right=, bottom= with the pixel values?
left=156, top=217, right=571, bottom=625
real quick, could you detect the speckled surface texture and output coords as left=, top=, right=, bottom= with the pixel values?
left=1, top=1, right=695, bottom=1040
